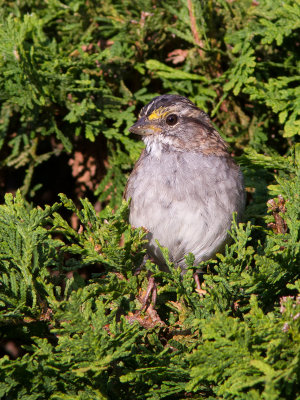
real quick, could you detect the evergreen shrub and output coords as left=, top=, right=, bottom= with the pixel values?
left=0, top=1, right=299, bottom=398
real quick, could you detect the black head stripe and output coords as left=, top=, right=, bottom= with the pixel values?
left=139, top=94, right=196, bottom=118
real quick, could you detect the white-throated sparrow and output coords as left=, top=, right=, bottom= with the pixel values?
left=125, top=94, right=245, bottom=271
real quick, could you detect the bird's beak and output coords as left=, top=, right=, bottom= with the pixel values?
left=129, top=117, right=162, bottom=136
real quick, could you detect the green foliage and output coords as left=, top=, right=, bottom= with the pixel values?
left=223, top=1, right=300, bottom=138
left=0, top=0, right=299, bottom=399
left=188, top=293, right=300, bottom=399
left=0, top=174, right=299, bottom=398
left=0, top=191, right=61, bottom=318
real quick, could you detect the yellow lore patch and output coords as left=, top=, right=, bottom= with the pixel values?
left=148, top=125, right=162, bottom=133
left=148, top=107, right=168, bottom=121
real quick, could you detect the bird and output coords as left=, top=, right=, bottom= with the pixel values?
left=124, top=94, right=245, bottom=276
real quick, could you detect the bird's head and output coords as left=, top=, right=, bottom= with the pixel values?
left=129, top=94, right=228, bottom=156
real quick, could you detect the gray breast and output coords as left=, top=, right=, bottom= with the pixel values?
left=126, top=150, right=245, bottom=269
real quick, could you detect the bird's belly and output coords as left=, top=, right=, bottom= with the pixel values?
left=129, top=188, right=234, bottom=268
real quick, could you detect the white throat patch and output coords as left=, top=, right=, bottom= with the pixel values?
left=143, top=135, right=173, bottom=158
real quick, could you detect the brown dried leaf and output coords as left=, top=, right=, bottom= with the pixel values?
left=267, top=195, right=288, bottom=234
left=166, top=49, right=189, bottom=64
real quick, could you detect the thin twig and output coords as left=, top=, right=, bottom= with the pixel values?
left=187, top=0, right=203, bottom=57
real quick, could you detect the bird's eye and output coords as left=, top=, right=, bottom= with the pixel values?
left=166, top=114, right=178, bottom=126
